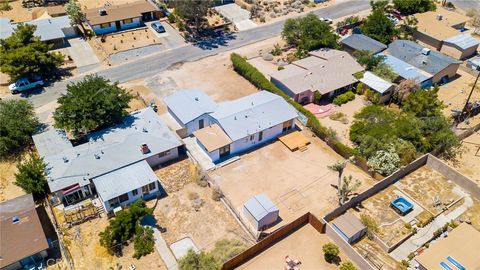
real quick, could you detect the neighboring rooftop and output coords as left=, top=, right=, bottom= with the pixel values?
left=0, top=194, right=49, bottom=269
left=359, top=71, right=393, bottom=94
left=164, top=89, right=218, bottom=124
left=243, top=194, right=279, bottom=222
left=33, top=107, right=182, bottom=193
left=0, top=17, right=14, bottom=39
left=386, top=40, right=460, bottom=75
left=381, top=54, right=432, bottom=82
left=340, top=34, right=387, bottom=54
left=331, top=212, right=366, bottom=240
left=270, top=49, right=364, bottom=95
left=192, top=124, right=232, bottom=152
left=413, top=8, right=470, bottom=40
left=85, top=0, right=157, bottom=25
left=416, top=223, right=480, bottom=270
left=443, top=34, right=480, bottom=50
left=0, top=15, right=71, bottom=41
left=210, top=91, right=298, bottom=141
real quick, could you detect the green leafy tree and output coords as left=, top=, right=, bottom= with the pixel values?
left=370, top=0, right=391, bottom=12
left=133, top=225, right=155, bottom=259
left=367, top=145, right=401, bottom=175
left=360, top=214, right=379, bottom=239
left=282, top=13, right=339, bottom=53
left=399, top=15, right=418, bottom=40
left=372, top=62, right=397, bottom=82
left=392, top=78, right=420, bottom=104
left=178, top=249, right=219, bottom=270
left=53, top=75, right=133, bottom=137
left=340, top=261, right=357, bottom=270
left=0, top=24, right=63, bottom=81
left=65, top=0, right=87, bottom=34
left=338, top=175, right=361, bottom=205
left=99, top=200, right=153, bottom=255
left=173, top=0, right=213, bottom=30
left=322, top=242, right=339, bottom=263
left=393, top=0, right=436, bottom=15
left=14, top=152, right=48, bottom=200
left=353, top=50, right=385, bottom=71
left=0, top=99, right=39, bottom=158
left=361, top=10, right=398, bottom=44
left=402, top=87, right=444, bottom=118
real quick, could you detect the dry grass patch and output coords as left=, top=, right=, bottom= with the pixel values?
left=154, top=158, right=199, bottom=193
left=458, top=198, right=480, bottom=231
left=0, top=158, right=26, bottom=202
left=354, top=238, right=405, bottom=270
left=90, top=28, right=160, bottom=56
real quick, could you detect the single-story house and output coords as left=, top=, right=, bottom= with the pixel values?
left=0, top=16, right=77, bottom=47
left=270, top=49, right=364, bottom=104
left=85, top=0, right=158, bottom=35
left=412, top=8, right=478, bottom=60
left=416, top=223, right=480, bottom=270
left=441, top=34, right=479, bottom=60
left=165, top=90, right=298, bottom=162
left=243, top=194, right=279, bottom=231
left=0, top=195, right=50, bottom=270
left=385, top=40, right=461, bottom=85
left=381, top=54, right=433, bottom=88
left=467, top=55, right=480, bottom=71
left=164, top=89, right=218, bottom=136
left=340, top=34, right=387, bottom=55
left=359, top=71, right=394, bottom=103
left=331, top=212, right=366, bottom=244
left=33, top=107, right=183, bottom=213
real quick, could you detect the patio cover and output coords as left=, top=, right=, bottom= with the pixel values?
left=92, top=160, right=158, bottom=202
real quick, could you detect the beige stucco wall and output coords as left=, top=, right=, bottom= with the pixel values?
left=432, top=63, right=460, bottom=84
left=413, top=30, right=443, bottom=50
left=441, top=43, right=478, bottom=60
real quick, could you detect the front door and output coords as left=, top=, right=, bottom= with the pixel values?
left=199, top=119, right=204, bottom=129
left=115, top=21, right=121, bottom=30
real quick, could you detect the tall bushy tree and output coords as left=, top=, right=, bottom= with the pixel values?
left=353, top=50, right=386, bottom=71
left=361, top=10, right=398, bottom=44
left=372, top=62, right=398, bottom=82
left=392, top=78, right=420, bottom=104
left=65, top=0, right=87, bottom=34
left=53, top=75, right=133, bottom=136
left=393, top=0, right=436, bottom=15
left=14, top=152, right=48, bottom=200
left=0, top=99, right=39, bottom=158
left=0, top=24, right=63, bottom=81
left=367, top=145, right=401, bottom=175
left=133, top=226, right=155, bottom=259
left=178, top=249, right=219, bottom=270
left=282, top=13, right=338, bottom=53
left=173, top=0, right=213, bottom=30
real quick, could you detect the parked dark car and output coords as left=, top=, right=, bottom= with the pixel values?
left=151, top=22, right=166, bottom=33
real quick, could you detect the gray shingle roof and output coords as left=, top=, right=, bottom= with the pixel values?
left=443, top=34, right=480, bottom=50
left=209, top=91, right=298, bottom=142
left=340, top=34, right=387, bottom=54
left=164, top=89, right=217, bottom=124
left=33, top=107, right=182, bottom=193
left=386, top=40, right=460, bottom=75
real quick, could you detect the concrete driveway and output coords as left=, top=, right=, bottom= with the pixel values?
left=215, top=4, right=257, bottom=31
left=145, top=21, right=186, bottom=50
left=66, top=38, right=100, bottom=73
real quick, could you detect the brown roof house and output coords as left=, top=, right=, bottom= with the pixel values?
left=270, top=48, right=364, bottom=104
left=85, top=0, right=158, bottom=35
left=0, top=194, right=50, bottom=270
left=413, top=8, right=479, bottom=60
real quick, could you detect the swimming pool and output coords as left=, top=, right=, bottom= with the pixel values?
left=391, top=196, right=413, bottom=215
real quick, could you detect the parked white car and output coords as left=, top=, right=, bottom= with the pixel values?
left=320, top=17, right=333, bottom=24
left=9, top=77, right=44, bottom=94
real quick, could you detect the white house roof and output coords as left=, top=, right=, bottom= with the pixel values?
left=243, top=194, right=279, bottom=222
left=359, top=71, right=393, bottom=94
left=0, top=17, right=14, bottom=39
left=210, top=91, right=298, bottom=141
left=163, top=89, right=218, bottom=124
left=33, top=107, right=182, bottom=193
left=0, top=16, right=72, bottom=41
left=92, top=160, right=158, bottom=202
left=443, top=34, right=480, bottom=50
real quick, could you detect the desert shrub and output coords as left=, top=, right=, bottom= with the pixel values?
left=360, top=214, right=379, bottom=240
left=271, top=43, right=282, bottom=56
left=277, top=66, right=284, bottom=71
left=340, top=261, right=357, bottom=270
left=314, top=91, right=322, bottom=104
left=355, top=82, right=364, bottom=94
left=322, top=242, right=339, bottom=263
left=211, top=186, right=223, bottom=201
left=333, top=91, right=355, bottom=106
left=329, top=112, right=346, bottom=121
left=168, top=13, right=176, bottom=23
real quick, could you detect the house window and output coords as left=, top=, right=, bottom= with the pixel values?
left=258, top=131, right=263, bottom=141
left=282, top=120, right=293, bottom=132
left=148, top=182, right=156, bottom=191
left=100, top=23, right=110, bottom=29
left=158, top=150, right=170, bottom=158
left=123, top=18, right=133, bottom=24
left=142, top=183, right=155, bottom=194
left=132, top=189, right=138, bottom=196
left=199, top=119, right=204, bottom=129
left=118, top=193, right=129, bottom=203
left=250, top=135, right=255, bottom=141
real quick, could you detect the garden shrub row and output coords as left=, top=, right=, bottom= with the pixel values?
left=230, top=53, right=362, bottom=161
left=333, top=91, right=355, bottom=106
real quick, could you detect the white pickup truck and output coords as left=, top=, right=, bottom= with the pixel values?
left=9, top=77, right=44, bottom=94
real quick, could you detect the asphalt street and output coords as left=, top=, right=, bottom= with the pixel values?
left=18, top=0, right=371, bottom=109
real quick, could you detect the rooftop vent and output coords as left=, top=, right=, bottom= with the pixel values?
left=194, top=97, right=199, bottom=101
left=98, top=9, right=107, bottom=16
left=12, top=216, right=20, bottom=224
left=422, top=60, right=428, bottom=65
left=142, top=127, right=148, bottom=133
left=94, top=153, right=100, bottom=159
left=421, top=48, right=431, bottom=55
left=140, top=144, right=150, bottom=154
left=62, top=156, right=69, bottom=163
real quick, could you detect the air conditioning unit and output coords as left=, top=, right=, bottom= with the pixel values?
left=98, top=9, right=107, bottom=16
left=421, top=48, right=431, bottom=55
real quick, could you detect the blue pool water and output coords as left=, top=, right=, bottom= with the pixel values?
left=391, top=196, right=414, bottom=215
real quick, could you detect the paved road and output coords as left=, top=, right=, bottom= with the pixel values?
left=449, top=0, right=480, bottom=11
left=21, top=0, right=371, bottom=109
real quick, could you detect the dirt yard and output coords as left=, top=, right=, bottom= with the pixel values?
left=447, top=131, right=480, bottom=186
left=458, top=197, right=480, bottom=231
left=0, top=0, right=45, bottom=22
left=247, top=0, right=334, bottom=24
left=354, top=238, right=404, bottom=270
left=210, top=128, right=376, bottom=233
left=88, top=28, right=160, bottom=56
left=152, top=158, right=253, bottom=251
left=0, top=159, right=26, bottom=202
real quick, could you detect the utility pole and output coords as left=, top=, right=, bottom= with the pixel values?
left=458, top=67, right=480, bottom=125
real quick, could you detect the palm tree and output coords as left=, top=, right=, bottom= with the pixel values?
left=338, top=175, right=361, bottom=205
left=328, top=160, right=347, bottom=194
